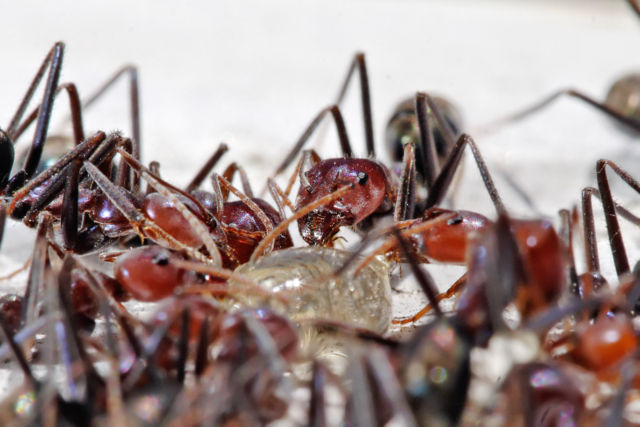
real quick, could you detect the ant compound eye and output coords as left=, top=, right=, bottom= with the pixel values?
left=357, top=171, right=369, bottom=185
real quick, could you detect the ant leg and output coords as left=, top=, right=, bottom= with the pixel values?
left=0, top=131, right=13, bottom=189
left=114, top=137, right=137, bottom=191
left=148, top=160, right=161, bottom=177
left=424, top=93, right=458, bottom=151
left=91, top=153, right=222, bottom=265
left=392, top=228, right=443, bottom=317
left=80, top=65, right=141, bottom=152
left=425, top=133, right=505, bottom=214
left=267, top=178, right=294, bottom=217
left=298, top=149, right=322, bottom=192
left=122, top=313, right=180, bottom=390
left=185, top=142, right=228, bottom=193
left=594, top=159, right=640, bottom=277
left=21, top=214, right=54, bottom=329
left=393, top=273, right=468, bottom=324
left=627, top=0, right=640, bottom=17
left=57, top=257, right=103, bottom=392
left=5, top=43, right=65, bottom=191
left=480, top=88, right=640, bottom=134
left=220, top=162, right=254, bottom=200
left=393, top=142, right=417, bottom=222
left=523, top=296, right=604, bottom=333
left=250, top=184, right=354, bottom=261
left=7, top=131, right=106, bottom=218
left=216, top=174, right=272, bottom=234
left=284, top=149, right=320, bottom=197
left=274, top=105, right=351, bottom=175
left=334, top=52, right=375, bottom=157
left=173, top=260, right=286, bottom=303
left=344, top=350, right=376, bottom=426
left=495, top=166, right=543, bottom=216
left=12, top=82, right=85, bottom=145
left=0, top=202, right=6, bottom=247
left=210, top=173, right=225, bottom=214
left=415, top=92, right=439, bottom=188
left=18, top=133, right=118, bottom=225
left=363, top=348, right=416, bottom=425
left=176, top=308, right=190, bottom=384
left=607, top=360, right=635, bottom=427
left=339, top=212, right=455, bottom=277
left=581, top=188, right=604, bottom=276
left=308, top=361, right=328, bottom=427
left=481, top=213, right=526, bottom=331
left=0, top=310, right=38, bottom=388
left=558, top=208, right=579, bottom=294
left=62, top=160, right=81, bottom=250
left=194, top=317, right=210, bottom=379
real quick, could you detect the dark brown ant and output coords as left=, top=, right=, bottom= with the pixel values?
left=6, top=132, right=141, bottom=252
left=0, top=42, right=141, bottom=247
left=385, top=94, right=463, bottom=186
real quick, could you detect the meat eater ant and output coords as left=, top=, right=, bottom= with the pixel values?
left=0, top=42, right=141, bottom=250
left=269, top=54, right=477, bottom=248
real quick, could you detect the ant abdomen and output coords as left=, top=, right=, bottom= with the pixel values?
left=605, top=73, right=640, bottom=129
left=385, top=95, right=462, bottom=176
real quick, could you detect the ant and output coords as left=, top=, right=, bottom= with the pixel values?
left=0, top=42, right=140, bottom=246
left=269, top=54, right=478, bottom=248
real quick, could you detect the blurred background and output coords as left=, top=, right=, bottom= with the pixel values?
left=0, top=0, right=639, bottom=278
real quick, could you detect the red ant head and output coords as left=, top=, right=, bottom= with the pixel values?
left=115, top=246, right=195, bottom=301
left=296, top=158, right=392, bottom=245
